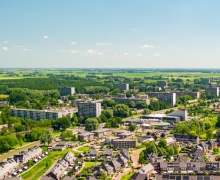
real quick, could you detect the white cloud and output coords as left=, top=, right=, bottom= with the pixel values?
left=85, top=50, right=103, bottom=55
left=95, top=43, right=112, bottom=46
left=154, top=53, right=160, bottom=57
left=136, top=53, right=141, bottom=57
left=70, top=50, right=78, bottom=53
left=71, top=42, right=76, bottom=45
left=140, top=44, right=154, bottom=48
left=44, top=36, right=48, bottom=39
left=23, top=49, right=28, bottom=51
left=124, top=53, right=130, bottom=56
left=4, top=41, right=8, bottom=44
left=2, top=47, right=9, bottom=51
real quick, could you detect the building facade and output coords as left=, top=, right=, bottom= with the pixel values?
left=146, top=92, right=176, bottom=106
left=113, top=83, right=129, bottom=91
left=112, top=139, right=137, bottom=149
left=58, top=86, right=75, bottom=96
left=205, top=87, right=219, bottom=96
left=77, top=101, right=101, bottom=118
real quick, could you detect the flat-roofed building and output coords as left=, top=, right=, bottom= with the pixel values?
left=58, top=86, right=75, bottom=96
left=157, top=81, right=168, bottom=88
left=78, top=101, right=101, bottom=118
left=10, top=108, right=74, bottom=120
left=78, top=132, right=94, bottom=142
left=146, top=92, right=176, bottom=106
left=112, top=139, right=137, bottom=149
left=92, top=129, right=112, bottom=138
left=205, top=87, right=219, bottom=96
left=113, top=83, right=129, bottom=91
left=201, top=78, right=211, bottom=84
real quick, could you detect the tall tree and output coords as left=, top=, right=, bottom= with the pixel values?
left=85, top=118, right=99, bottom=131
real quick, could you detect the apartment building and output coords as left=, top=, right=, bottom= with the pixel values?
left=77, top=101, right=101, bottom=118
left=78, top=132, right=94, bottom=142
left=173, top=134, right=200, bottom=144
left=112, top=139, right=137, bottom=149
left=113, top=83, right=129, bottom=91
left=58, top=86, right=75, bottom=96
left=112, top=94, right=150, bottom=105
left=201, top=78, right=211, bottom=84
left=10, top=108, right=74, bottom=120
left=165, top=90, right=200, bottom=99
left=156, top=175, right=220, bottom=180
left=205, top=87, right=219, bottom=96
left=157, top=81, right=168, bottom=88
left=146, top=92, right=176, bottom=106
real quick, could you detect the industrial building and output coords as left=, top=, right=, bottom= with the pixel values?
left=58, top=86, right=75, bottom=96
left=77, top=101, right=101, bottom=118
left=113, top=83, right=129, bottom=91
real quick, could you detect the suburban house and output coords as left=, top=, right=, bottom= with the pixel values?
left=85, top=149, right=98, bottom=159
left=100, top=149, right=113, bottom=159
left=165, top=137, right=176, bottom=146
left=13, top=146, right=42, bottom=164
left=116, top=154, right=128, bottom=167
left=47, top=151, right=75, bottom=180
left=78, top=132, right=94, bottom=142
left=156, top=174, right=220, bottom=180
left=173, top=134, right=199, bottom=144
left=0, top=158, right=19, bottom=180
left=138, top=163, right=154, bottom=179
left=108, top=160, right=121, bottom=172
left=112, top=139, right=138, bottom=149
left=130, top=173, right=147, bottom=180
left=100, top=164, right=114, bottom=175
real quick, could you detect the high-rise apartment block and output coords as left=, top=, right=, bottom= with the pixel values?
left=58, top=86, right=75, bottom=96
left=205, top=87, right=219, bottom=96
left=147, top=92, right=176, bottom=106
left=78, top=101, right=101, bottom=118
left=113, top=83, right=129, bottom=91
left=201, top=78, right=211, bottom=84
left=157, top=81, right=168, bottom=88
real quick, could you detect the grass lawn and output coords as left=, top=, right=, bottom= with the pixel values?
left=77, top=146, right=90, bottom=152
left=121, top=172, right=135, bottom=180
left=84, top=162, right=101, bottom=169
left=21, top=148, right=78, bottom=180
left=12, top=141, right=29, bottom=148
left=0, top=94, right=9, bottom=98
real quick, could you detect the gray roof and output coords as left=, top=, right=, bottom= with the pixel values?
left=130, top=173, right=147, bottom=180
left=40, top=177, right=55, bottom=180
left=87, top=149, right=98, bottom=155
left=101, top=148, right=113, bottom=156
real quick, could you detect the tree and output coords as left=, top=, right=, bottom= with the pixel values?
left=113, top=104, right=130, bottom=118
left=216, top=129, right=220, bottom=140
left=158, top=138, right=167, bottom=148
left=206, top=129, right=213, bottom=140
left=143, top=108, right=151, bottom=115
left=216, top=114, right=220, bottom=128
left=53, top=117, right=71, bottom=130
left=99, top=171, right=108, bottom=180
left=40, top=130, right=53, bottom=146
left=71, top=114, right=78, bottom=124
left=101, top=109, right=113, bottom=119
left=129, top=101, right=136, bottom=108
left=85, top=118, right=99, bottom=131
left=138, top=150, right=147, bottom=165
left=9, top=91, right=28, bottom=105
left=128, top=123, right=136, bottom=131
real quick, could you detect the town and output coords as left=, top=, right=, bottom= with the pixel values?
left=1, top=70, right=220, bottom=180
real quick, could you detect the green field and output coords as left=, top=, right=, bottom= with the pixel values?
left=0, top=94, right=9, bottom=98
left=84, top=162, right=101, bottom=168
left=121, top=172, right=135, bottom=180
left=21, top=149, right=79, bottom=180
left=77, top=146, right=90, bottom=152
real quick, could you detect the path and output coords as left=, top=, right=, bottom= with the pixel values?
left=0, top=141, right=41, bottom=161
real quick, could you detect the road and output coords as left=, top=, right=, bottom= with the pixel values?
left=0, top=140, right=41, bottom=161
left=113, top=148, right=145, bottom=180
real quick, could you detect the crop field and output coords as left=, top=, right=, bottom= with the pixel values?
left=0, top=69, right=220, bottom=80
left=0, top=94, right=9, bottom=98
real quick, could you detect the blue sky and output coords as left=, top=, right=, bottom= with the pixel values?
left=1, top=1, right=220, bottom=68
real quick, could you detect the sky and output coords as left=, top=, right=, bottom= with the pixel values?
left=1, top=0, right=220, bottom=68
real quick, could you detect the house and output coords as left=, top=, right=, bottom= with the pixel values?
left=146, top=153, right=165, bottom=171
left=100, top=149, right=113, bottom=159
left=116, top=154, right=128, bottom=167
left=0, top=158, right=19, bottom=180
left=138, top=163, right=154, bottom=179
left=4, top=178, right=23, bottom=180
left=165, top=137, right=176, bottom=146
left=117, top=132, right=133, bottom=139
left=53, top=142, right=67, bottom=151
left=63, top=177, right=76, bottom=180
left=13, top=146, right=42, bottom=164
left=85, top=177, right=97, bottom=180
left=156, top=174, right=220, bottom=180
left=47, top=151, right=75, bottom=180
left=118, top=149, right=130, bottom=160
left=173, top=134, right=199, bottom=144
left=108, top=160, right=121, bottom=172
left=85, top=149, right=98, bottom=159
left=40, top=177, right=55, bottom=180
left=100, top=164, right=114, bottom=175
left=130, top=173, right=147, bottom=180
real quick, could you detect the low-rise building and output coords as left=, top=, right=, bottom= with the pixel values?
left=47, top=151, right=75, bottom=180
left=85, top=149, right=98, bottom=159
left=165, top=137, right=176, bottom=146
left=173, top=134, right=200, bottom=144
left=0, top=159, right=19, bottom=180
left=78, top=132, right=94, bottom=142
left=156, top=175, right=220, bottom=180
left=138, top=163, right=154, bottom=179
left=92, top=129, right=112, bottom=138
left=13, top=146, right=42, bottom=164
left=100, top=149, right=113, bottom=159
left=112, top=139, right=137, bottom=149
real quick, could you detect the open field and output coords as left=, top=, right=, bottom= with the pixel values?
left=0, top=94, right=9, bottom=98
left=77, top=146, right=90, bottom=152
left=121, top=172, right=135, bottom=180
left=84, top=162, right=101, bottom=169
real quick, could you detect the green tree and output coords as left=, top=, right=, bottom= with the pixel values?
left=206, top=129, right=213, bottom=140
left=158, top=138, right=167, bottom=148
left=138, top=150, right=147, bottom=165
left=53, top=117, right=71, bottom=130
left=113, top=104, right=130, bottom=118
left=128, top=123, right=136, bottom=131
left=85, top=118, right=99, bottom=131
left=99, top=171, right=108, bottom=180
left=143, top=108, right=151, bottom=115
left=40, top=130, right=53, bottom=146
left=216, top=129, right=220, bottom=140
left=101, top=109, right=113, bottom=119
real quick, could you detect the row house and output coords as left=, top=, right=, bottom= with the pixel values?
left=13, top=146, right=42, bottom=164
left=173, top=134, right=200, bottom=144
left=78, top=132, right=94, bottom=142
left=0, top=159, right=19, bottom=180
left=92, top=129, right=112, bottom=138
